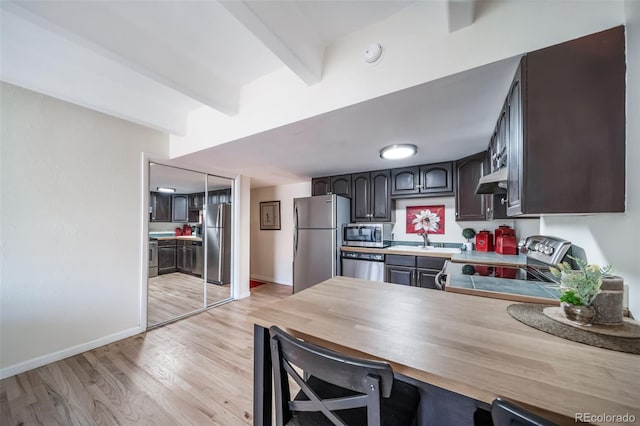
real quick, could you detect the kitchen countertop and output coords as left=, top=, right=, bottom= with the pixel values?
left=450, top=251, right=527, bottom=266
left=250, top=276, right=640, bottom=425
left=445, top=272, right=560, bottom=304
left=341, top=245, right=458, bottom=258
left=152, top=236, right=203, bottom=242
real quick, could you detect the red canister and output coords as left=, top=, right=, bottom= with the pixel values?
left=494, top=225, right=515, bottom=238
left=475, top=230, right=494, bottom=252
left=496, top=234, right=518, bottom=255
left=495, top=266, right=518, bottom=279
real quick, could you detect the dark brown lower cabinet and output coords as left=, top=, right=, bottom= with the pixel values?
left=158, top=245, right=177, bottom=274
left=416, top=269, right=439, bottom=289
left=416, top=256, right=446, bottom=289
left=385, top=265, right=415, bottom=286
left=385, top=254, right=445, bottom=289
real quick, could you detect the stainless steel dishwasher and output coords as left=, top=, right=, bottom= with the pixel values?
left=148, top=240, right=158, bottom=277
left=341, top=250, right=384, bottom=282
left=192, top=240, right=204, bottom=277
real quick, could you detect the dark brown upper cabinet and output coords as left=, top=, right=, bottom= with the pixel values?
left=391, top=162, right=454, bottom=198
left=419, top=162, right=454, bottom=195
left=150, top=192, right=172, bottom=222
left=330, top=174, right=352, bottom=198
left=172, top=195, right=189, bottom=222
left=311, top=177, right=330, bottom=196
left=506, top=26, right=625, bottom=215
left=455, top=152, right=488, bottom=221
left=189, top=192, right=205, bottom=210
left=351, top=170, right=392, bottom=222
left=455, top=152, right=507, bottom=221
left=390, top=167, right=420, bottom=196
left=218, top=189, right=231, bottom=204
left=311, top=175, right=352, bottom=197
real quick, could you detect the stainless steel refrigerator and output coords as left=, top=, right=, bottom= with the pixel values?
left=293, top=194, right=350, bottom=293
left=205, top=203, right=231, bottom=284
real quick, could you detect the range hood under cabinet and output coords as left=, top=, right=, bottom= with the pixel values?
left=475, top=167, right=508, bottom=195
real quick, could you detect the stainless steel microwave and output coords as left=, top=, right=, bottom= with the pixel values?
left=343, top=223, right=393, bottom=248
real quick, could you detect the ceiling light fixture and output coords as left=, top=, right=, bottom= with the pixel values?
left=379, top=144, right=417, bottom=160
left=157, top=187, right=176, bottom=193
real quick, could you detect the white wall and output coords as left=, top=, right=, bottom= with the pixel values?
left=250, top=182, right=311, bottom=285
left=172, top=1, right=625, bottom=157
left=540, top=4, right=640, bottom=317
left=0, top=83, right=169, bottom=378
left=392, top=196, right=539, bottom=245
left=232, top=175, right=252, bottom=299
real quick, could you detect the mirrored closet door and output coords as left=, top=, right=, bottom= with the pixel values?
left=147, top=163, right=233, bottom=328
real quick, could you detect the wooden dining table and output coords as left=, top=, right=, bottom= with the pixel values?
left=250, top=277, right=640, bottom=426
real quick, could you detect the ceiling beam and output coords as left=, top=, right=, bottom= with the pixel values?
left=447, top=0, right=475, bottom=33
left=220, top=0, right=323, bottom=85
left=3, top=1, right=239, bottom=116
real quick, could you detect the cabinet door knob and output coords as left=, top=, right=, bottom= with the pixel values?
left=500, top=197, right=507, bottom=205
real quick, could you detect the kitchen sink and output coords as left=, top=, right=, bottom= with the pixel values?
left=387, top=245, right=461, bottom=254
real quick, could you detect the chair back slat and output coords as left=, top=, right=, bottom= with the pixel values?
left=269, top=326, right=395, bottom=426
left=270, top=326, right=394, bottom=396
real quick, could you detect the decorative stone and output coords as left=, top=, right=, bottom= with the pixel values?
left=592, top=276, right=624, bottom=325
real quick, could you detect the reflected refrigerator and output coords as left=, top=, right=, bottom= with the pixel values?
left=205, top=203, right=231, bottom=284
left=293, top=194, right=350, bottom=293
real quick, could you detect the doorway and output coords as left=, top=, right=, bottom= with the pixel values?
left=147, top=162, right=233, bottom=328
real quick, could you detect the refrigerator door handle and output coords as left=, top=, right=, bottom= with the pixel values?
left=331, top=230, right=336, bottom=276
left=218, top=229, right=224, bottom=280
left=293, top=206, right=299, bottom=257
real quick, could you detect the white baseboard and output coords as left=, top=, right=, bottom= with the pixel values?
left=250, top=274, right=291, bottom=286
left=0, top=326, right=144, bottom=380
left=236, top=290, right=251, bottom=299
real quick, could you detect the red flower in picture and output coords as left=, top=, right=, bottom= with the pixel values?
left=406, top=205, right=445, bottom=234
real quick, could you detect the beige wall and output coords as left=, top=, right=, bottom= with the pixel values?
left=250, top=183, right=310, bottom=285
left=0, top=83, right=170, bottom=377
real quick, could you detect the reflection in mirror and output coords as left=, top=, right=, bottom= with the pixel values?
left=204, top=174, right=233, bottom=307
left=148, top=163, right=207, bottom=327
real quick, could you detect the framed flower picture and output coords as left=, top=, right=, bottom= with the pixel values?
left=406, top=205, right=445, bottom=234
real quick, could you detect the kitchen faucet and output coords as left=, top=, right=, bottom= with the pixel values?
left=421, top=233, right=429, bottom=247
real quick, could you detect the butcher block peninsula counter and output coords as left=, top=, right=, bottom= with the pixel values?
left=251, top=277, right=639, bottom=425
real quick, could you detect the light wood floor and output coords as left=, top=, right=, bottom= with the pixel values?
left=148, top=272, right=232, bottom=326
left=0, top=283, right=292, bottom=426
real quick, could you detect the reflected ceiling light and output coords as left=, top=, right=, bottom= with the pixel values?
left=379, top=144, right=417, bottom=160
left=157, top=187, right=176, bottom=193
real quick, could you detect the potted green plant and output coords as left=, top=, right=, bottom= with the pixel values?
left=461, top=228, right=476, bottom=251
left=550, top=257, right=613, bottom=325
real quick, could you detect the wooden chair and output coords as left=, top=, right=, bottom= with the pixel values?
left=269, top=326, right=420, bottom=426
left=491, top=398, right=557, bottom=426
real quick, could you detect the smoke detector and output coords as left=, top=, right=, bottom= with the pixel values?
left=364, top=43, right=383, bottom=64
